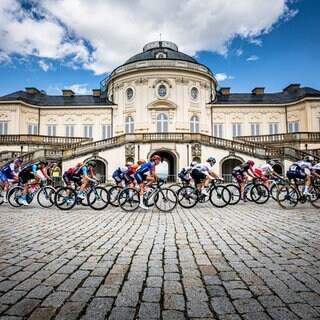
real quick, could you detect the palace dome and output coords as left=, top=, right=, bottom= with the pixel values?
left=124, top=41, right=199, bottom=65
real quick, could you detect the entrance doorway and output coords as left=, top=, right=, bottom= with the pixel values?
left=150, top=151, right=176, bottom=182
left=222, top=158, right=242, bottom=182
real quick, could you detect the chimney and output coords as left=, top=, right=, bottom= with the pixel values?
left=252, top=87, right=265, bottom=95
left=25, top=87, right=40, bottom=94
left=219, top=87, right=230, bottom=95
left=92, top=89, right=101, bottom=97
left=283, top=84, right=300, bottom=92
left=62, top=89, right=75, bottom=97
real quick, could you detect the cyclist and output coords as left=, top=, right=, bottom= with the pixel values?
left=123, top=159, right=146, bottom=188
left=178, top=161, right=198, bottom=186
left=190, top=157, right=222, bottom=196
left=18, top=160, right=51, bottom=206
left=232, top=160, right=259, bottom=201
left=286, top=155, right=320, bottom=196
left=62, top=162, right=84, bottom=187
left=254, top=159, right=281, bottom=188
left=70, top=160, right=99, bottom=199
left=112, top=162, right=132, bottom=186
left=134, top=155, right=162, bottom=209
left=0, top=157, right=23, bottom=203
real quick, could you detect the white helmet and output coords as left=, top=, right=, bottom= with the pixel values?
left=126, top=162, right=133, bottom=166
left=267, top=159, right=275, bottom=166
left=304, top=155, right=314, bottom=163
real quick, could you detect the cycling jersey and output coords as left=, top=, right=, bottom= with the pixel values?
left=178, top=166, right=192, bottom=182
left=112, top=166, right=127, bottom=183
left=190, top=163, right=213, bottom=184
left=0, top=163, right=20, bottom=184
left=232, top=163, right=253, bottom=184
left=254, top=163, right=273, bottom=182
left=134, top=161, right=155, bottom=184
left=286, top=160, right=314, bottom=180
left=19, top=164, right=45, bottom=184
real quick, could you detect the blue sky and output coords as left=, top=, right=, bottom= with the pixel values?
left=0, top=0, right=319, bottom=96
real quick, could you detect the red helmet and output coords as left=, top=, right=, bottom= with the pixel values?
left=151, top=155, right=161, bottom=162
left=246, top=160, right=254, bottom=166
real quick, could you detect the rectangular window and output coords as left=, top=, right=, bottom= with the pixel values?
left=250, top=123, right=261, bottom=136
left=0, top=121, right=8, bottom=135
left=318, top=118, right=320, bottom=131
left=269, top=122, right=279, bottom=134
left=47, top=125, right=57, bottom=136
left=65, top=125, right=75, bottom=137
left=232, top=123, right=242, bottom=137
left=84, top=125, right=93, bottom=138
left=288, top=121, right=299, bottom=133
left=102, top=124, right=112, bottom=139
left=27, top=123, right=38, bottom=135
left=213, top=123, right=223, bottom=138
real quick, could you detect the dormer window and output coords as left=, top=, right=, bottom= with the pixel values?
left=156, top=52, right=167, bottom=59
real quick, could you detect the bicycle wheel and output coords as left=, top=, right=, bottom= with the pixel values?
left=54, top=187, right=76, bottom=210
left=277, top=185, right=298, bottom=209
left=108, top=185, right=124, bottom=207
left=269, top=183, right=279, bottom=201
left=0, top=185, right=4, bottom=205
left=37, top=186, right=56, bottom=208
left=308, top=185, right=320, bottom=209
left=250, top=184, right=270, bottom=204
left=87, top=186, right=110, bottom=210
left=177, top=186, right=198, bottom=208
left=168, top=183, right=182, bottom=193
left=209, top=186, right=231, bottom=208
left=225, top=184, right=241, bottom=205
left=154, top=188, right=177, bottom=212
left=8, top=186, right=26, bottom=207
left=118, top=188, right=140, bottom=211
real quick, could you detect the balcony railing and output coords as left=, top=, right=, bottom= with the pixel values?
left=235, top=132, right=320, bottom=144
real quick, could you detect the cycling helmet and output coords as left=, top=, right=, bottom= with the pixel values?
left=126, top=162, right=133, bottom=166
left=39, top=160, right=48, bottom=166
left=151, top=155, right=161, bottom=162
left=14, top=157, right=23, bottom=164
left=304, top=155, right=314, bottom=163
left=137, top=159, right=146, bottom=165
left=190, top=161, right=198, bottom=167
left=267, top=159, right=275, bottom=166
left=87, top=160, right=96, bottom=167
left=206, top=156, right=216, bottom=163
left=246, top=160, right=255, bottom=166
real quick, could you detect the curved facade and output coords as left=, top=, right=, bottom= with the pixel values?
left=0, top=41, right=320, bottom=181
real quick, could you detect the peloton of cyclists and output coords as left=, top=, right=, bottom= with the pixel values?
left=18, top=160, right=52, bottom=206
left=0, top=157, right=24, bottom=203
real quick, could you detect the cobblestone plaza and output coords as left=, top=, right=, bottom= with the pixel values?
left=0, top=202, right=319, bottom=319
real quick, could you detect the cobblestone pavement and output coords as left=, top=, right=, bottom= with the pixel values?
left=0, top=200, right=319, bottom=320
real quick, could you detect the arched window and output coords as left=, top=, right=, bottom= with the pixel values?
left=190, top=115, right=199, bottom=133
left=125, top=116, right=134, bottom=133
left=157, top=113, right=168, bottom=132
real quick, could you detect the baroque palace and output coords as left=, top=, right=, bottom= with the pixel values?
left=0, top=40, right=320, bottom=182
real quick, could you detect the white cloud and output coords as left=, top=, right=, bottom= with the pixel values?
left=246, top=55, right=260, bottom=61
left=38, top=60, right=53, bottom=72
left=0, top=0, right=297, bottom=75
left=66, top=83, right=90, bottom=95
left=215, top=73, right=235, bottom=82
